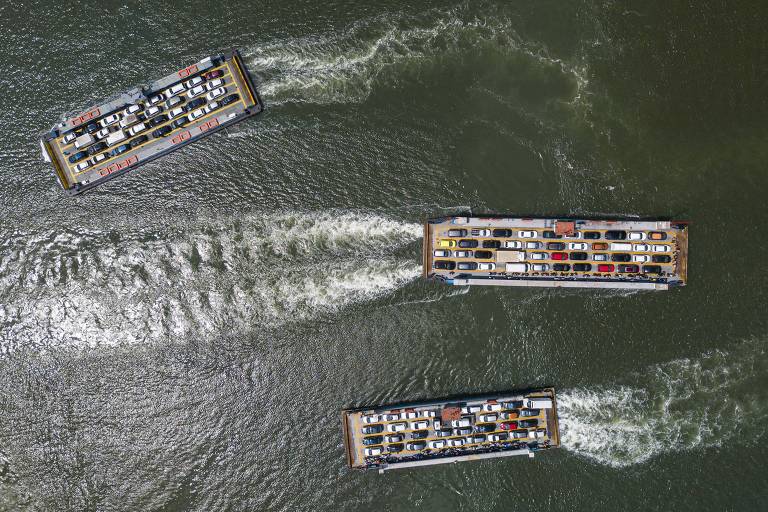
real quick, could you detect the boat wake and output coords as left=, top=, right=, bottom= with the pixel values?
left=558, top=339, right=768, bottom=467
left=0, top=212, right=422, bottom=353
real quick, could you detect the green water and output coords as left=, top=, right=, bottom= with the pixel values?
left=1, top=1, right=767, bottom=510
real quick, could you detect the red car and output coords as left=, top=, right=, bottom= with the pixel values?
left=499, top=421, right=518, bottom=431
left=203, top=69, right=224, bottom=80
left=551, top=252, right=568, bottom=260
left=597, top=264, right=615, bottom=272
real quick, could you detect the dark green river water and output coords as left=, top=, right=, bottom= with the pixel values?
left=1, top=1, right=767, bottom=510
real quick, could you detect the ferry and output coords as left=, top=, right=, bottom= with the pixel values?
left=40, top=49, right=263, bottom=195
left=424, top=215, right=689, bottom=289
left=342, top=388, right=559, bottom=472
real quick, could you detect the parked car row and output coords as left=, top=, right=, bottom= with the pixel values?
left=444, top=229, right=668, bottom=241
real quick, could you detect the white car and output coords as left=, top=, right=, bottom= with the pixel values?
left=410, top=420, right=429, bottom=430
left=166, top=96, right=184, bottom=109
left=362, top=414, right=381, bottom=424
left=478, top=262, right=495, bottom=271
left=633, top=244, right=650, bottom=252
left=206, top=86, right=227, bottom=100
left=169, top=107, right=185, bottom=119
left=204, top=101, right=220, bottom=113
left=628, top=231, right=646, bottom=240
left=99, top=113, right=121, bottom=128
left=386, top=422, right=407, bottom=433
left=652, top=245, right=670, bottom=252
left=428, top=440, right=446, bottom=449
left=633, top=255, right=650, bottom=263
left=189, top=108, right=206, bottom=121
left=478, top=413, right=497, bottom=423
left=384, top=413, right=401, bottom=421
left=432, top=419, right=442, bottom=430
left=450, top=418, right=472, bottom=428
left=89, top=153, right=106, bottom=165
left=384, top=434, right=403, bottom=444
left=187, top=85, right=206, bottom=99
left=593, top=253, right=608, bottom=261
left=165, top=83, right=186, bottom=97
left=127, top=123, right=147, bottom=137
left=148, top=93, right=165, bottom=105
left=532, top=263, right=549, bottom=272
left=484, top=403, right=502, bottom=413
left=94, top=127, right=111, bottom=140
left=525, top=241, right=542, bottom=249
left=563, top=231, right=582, bottom=239
left=447, top=438, right=466, bottom=447
left=364, top=447, right=382, bottom=457
left=455, top=250, right=472, bottom=258
left=529, top=252, right=547, bottom=260
left=471, top=228, right=491, bottom=237
left=184, top=76, right=205, bottom=89
left=487, top=434, right=506, bottom=442
left=75, top=161, right=91, bottom=172
left=461, top=405, right=482, bottom=414
left=402, top=411, right=418, bottom=420
left=518, top=230, right=537, bottom=238
left=119, top=115, right=140, bottom=129
left=433, top=250, right=450, bottom=257
left=62, top=132, right=77, bottom=144
left=206, top=78, right=224, bottom=90
left=145, top=105, right=162, bottom=118
left=569, top=242, right=588, bottom=250
left=123, top=104, right=143, bottom=116
left=511, top=431, right=529, bottom=439
left=421, top=410, right=436, bottom=418
left=530, top=430, right=546, bottom=439
left=504, top=240, right=523, bottom=249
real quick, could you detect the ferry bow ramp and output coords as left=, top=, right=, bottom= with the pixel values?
left=40, top=49, right=263, bottom=195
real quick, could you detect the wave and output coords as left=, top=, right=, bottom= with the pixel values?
left=0, top=212, right=422, bottom=352
left=558, top=340, right=768, bottom=467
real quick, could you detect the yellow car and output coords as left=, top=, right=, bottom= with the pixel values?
left=437, top=239, right=456, bottom=248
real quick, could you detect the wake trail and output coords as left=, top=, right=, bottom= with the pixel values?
left=557, top=339, right=768, bottom=467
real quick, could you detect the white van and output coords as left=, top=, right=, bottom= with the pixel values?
left=74, top=133, right=95, bottom=150
left=609, top=242, right=633, bottom=251
left=505, top=263, right=528, bottom=273
left=523, top=398, right=553, bottom=409
left=105, top=130, right=127, bottom=147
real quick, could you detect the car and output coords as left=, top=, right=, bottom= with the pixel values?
left=518, top=230, right=537, bottom=238
left=148, top=93, right=165, bottom=105
left=552, top=263, right=570, bottom=271
left=461, top=405, right=482, bottom=414
left=387, top=422, right=407, bottom=433
left=499, top=421, right=518, bottom=430
left=421, top=410, right=436, bottom=418
left=593, top=253, right=608, bottom=261
left=568, top=242, right=588, bottom=250
left=446, top=229, right=467, bottom=237
left=109, top=143, right=131, bottom=157
left=618, top=264, right=639, bottom=273
left=186, top=98, right=206, bottom=111
left=165, top=95, right=184, bottom=109
left=652, top=244, right=670, bottom=252
left=68, top=151, right=88, bottom=163
left=473, top=250, right=493, bottom=259
left=118, top=115, right=141, bottom=129
left=488, top=433, right=508, bottom=442
left=450, top=417, right=472, bottom=428
left=88, top=153, right=107, bottom=166
left=187, top=85, right=206, bottom=99
left=362, top=436, right=383, bottom=446
left=633, top=244, right=650, bottom=252
left=62, top=132, right=77, bottom=144
left=525, top=241, right=542, bottom=250
left=632, top=254, right=650, bottom=263
left=597, top=264, right=615, bottom=272
left=433, top=260, right=456, bottom=270
left=478, top=413, right=497, bottom=423
left=458, top=239, right=478, bottom=248
left=482, top=240, right=501, bottom=248
left=542, top=230, right=561, bottom=239
left=482, top=404, right=502, bottom=414
left=122, top=104, right=144, bottom=117
left=470, top=228, right=491, bottom=237
left=528, top=252, right=545, bottom=260
left=652, top=255, right=672, bottom=263
left=433, top=250, right=450, bottom=257
left=649, top=232, right=667, bottom=241
left=411, top=430, right=429, bottom=440
left=145, top=105, right=162, bottom=118
left=172, top=117, right=190, bottom=129
left=361, top=424, right=383, bottom=435
left=75, top=161, right=91, bottom=172
left=206, top=86, right=227, bottom=100
left=86, top=141, right=107, bottom=155
left=499, top=411, right=519, bottom=420
left=84, top=123, right=99, bottom=134
left=362, top=414, right=381, bottom=424
left=221, top=93, right=240, bottom=106
left=206, top=78, right=225, bottom=91
left=363, top=447, right=383, bottom=457
left=185, top=76, right=205, bottom=89
left=436, top=429, right=453, bottom=437
left=152, top=125, right=172, bottom=138
left=387, top=443, right=404, bottom=453
left=518, top=419, right=539, bottom=428
left=643, top=265, right=662, bottom=274
left=570, top=252, right=588, bottom=261
left=478, top=262, right=495, bottom=271
left=164, top=83, right=186, bottom=97
left=573, top=263, right=592, bottom=272
left=605, top=230, right=627, bottom=240
left=127, top=123, right=147, bottom=137
left=628, top=232, right=646, bottom=240
left=189, top=107, right=206, bottom=121
left=410, top=420, right=429, bottom=430
left=563, top=231, right=582, bottom=239
left=531, top=263, right=549, bottom=271
left=149, top=114, right=169, bottom=127
left=551, top=252, right=568, bottom=260
left=530, top=430, right=547, bottom=439
left=584, top=231, right=601, bottom=239
left=99, top=113, right=121, bottom=128
left=168, top=107, right=185, bottom=119
left=384, top=413, right=401, bottom=421
left=447, top=438, right=466, bottom=447
left=384, top=434, right=403, bottom=444
left=455, top=250, right=471, bottom=258
left=406, top=441, right=426, bottom=451
left=547, top=242, right=565, bottom=250
left=611, top=253, right=631, bottom=262
left=519, top=409, right=540, bottom=417
left=504, top=241, right=523, bottom=249
left=437, top=239, right=456, bottom=248
left=503, top=400, right=524, bottom=409
left=404, top=412, right=419, bottom=419
left=492, top=229, right=512, bottom=237
left=457, top=262, right=478, bottom=271
left=474, top=423, right=496, bottom=433
left=428, top=440, right=446, bottom=449
left=470, top=435, right=487, bottom=444
left=454, top=427, right=473, bottom=436
left=204, top=69, right=224, bottom=80
left=205, top=101, right=221, bottom=113
left=130, top=135, right=149, bottom=148
left=511, top=430, right=529, bottom=439
left=592, top=242, right=608, bottom=251
left=94, top=127, right=111, bottom=140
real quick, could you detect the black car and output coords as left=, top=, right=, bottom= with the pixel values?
left=583, top=231, right=601, bottom=239
left=542, top=230, right=561, bottom=239
left=387, top=443, right=404, bottom=453
left=605, top=230, right=627, bottom=240
left=492, top=229, right=512, bottom=238
left=362, top=436, right=383, bottom=446
left=172, top=116, right=189, bottom=129
left=503, top=400, right=524, bottom=409
left=110, top=144, right=131, bottom=157
left=457, top=262, right=478, bottom=271
left=518, top=419, right=538, bottom=428
left=618, top=264, right=639, bottom=273
left=186, top=98, right=206, bottom=111
left=482, top=240, right=501, bottom=249
left=84, top=123, right=99, bottom=134
left=68, top=151, right=88, bottom=163
left=361, top=424, right=384, bottom=435
left=221, top=93, right=240, bottom=106
left=130, top=135, right=149, bottom=148
left=573, top=263, right=592, bottom=272
left=552, top=263, right=570, bottom=272
left=411, top=430, right=429, bottom=440
left=570, top=252, right=588, bottom=261
left=652, top=255, right=672, bottom=263
left=87, top=142, right=107, bottom=155
left=642, top=265, right=662, bottom=274
left=474, top=424, right=496, bottom=433
left=473, top=250, right=493, bottom=259
left=433, top=260, right=456, bottom=270
left=149, top=114, right=169, bottom=127
left=611, top=253, right=631, bottom=262
left=152, top=125, right=172, bottom=138
left=458, top=239, right=478, bottom=248
left=547, top=242, right=565, bottom=250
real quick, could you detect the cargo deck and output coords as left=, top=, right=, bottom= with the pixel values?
left=343, top=388, right=559, bottom=472
left=424, top=216, right=688, bottom=289
left=40, top=49, right=262, bottom=195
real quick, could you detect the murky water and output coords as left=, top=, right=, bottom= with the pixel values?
left=1, top=1, right=768, bottom=510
